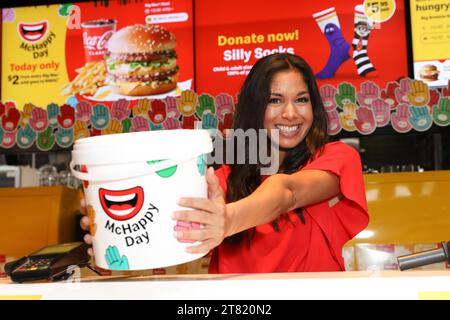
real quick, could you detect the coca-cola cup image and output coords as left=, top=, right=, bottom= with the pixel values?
left=81, top=19, right=117, bottom=63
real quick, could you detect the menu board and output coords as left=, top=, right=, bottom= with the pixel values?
left=195, top=0, right=409, bottom=97
left=409, top=0, right=450, bottom=88
left=3, top=0, right=448, bottom=141
left=1, top=0, right=194, bottom=109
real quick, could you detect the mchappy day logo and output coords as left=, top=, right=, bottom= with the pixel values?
left=18, top=20, right=56, bottom=59
left=18, top=20, right=49, bottom=42
left=99, top=187, right=145, bottom=221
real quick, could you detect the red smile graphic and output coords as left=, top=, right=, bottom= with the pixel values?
left=18, top=21, right=48, bottom=42
left=99, top=187, right=144, bottom=221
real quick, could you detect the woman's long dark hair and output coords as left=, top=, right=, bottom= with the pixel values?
left=225, top=53, right=328, bottom=245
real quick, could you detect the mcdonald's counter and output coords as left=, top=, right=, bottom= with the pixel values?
left=1, top=172, right=450, bottom=300
left=0, top=270, right=449, bottom=300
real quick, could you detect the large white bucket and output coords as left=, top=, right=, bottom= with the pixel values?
left=70, top=129, right=212, bottom=270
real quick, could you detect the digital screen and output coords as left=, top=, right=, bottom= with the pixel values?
left=408, top=0, right=450, bottom=88
left=195, top=0, right=409, bottom=97
left=3, top=1, right=444, bottom=138
left=33, top=242, right=81, bottom=255
left=1, top=0, right=194, bottom=109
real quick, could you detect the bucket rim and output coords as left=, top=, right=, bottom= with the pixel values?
left=71, top=129, right=212, bottom=166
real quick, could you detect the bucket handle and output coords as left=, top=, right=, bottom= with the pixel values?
left=70, top=156, right=195, bottom=182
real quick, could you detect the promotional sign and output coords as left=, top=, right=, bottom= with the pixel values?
left=1, top=0, right=194, bottom=109
left=195, top=0, right=409, bottom=97
left=409, top=0, right=450, bottom=88
left=1, top=0, right=448, bottom=146
left=2, top=5, right=70, bottom=108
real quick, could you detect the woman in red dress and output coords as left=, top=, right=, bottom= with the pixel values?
left=81, top=53, right=369, bottom=273
left=172, top=53, right=369, bottom=273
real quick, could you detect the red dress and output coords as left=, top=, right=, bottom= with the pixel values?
left=209, top=141, right=369, bottom=273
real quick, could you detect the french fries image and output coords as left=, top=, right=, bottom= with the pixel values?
left=61, top=61, right=107, bottom=96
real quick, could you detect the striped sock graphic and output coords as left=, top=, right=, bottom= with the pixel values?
left=352, top=5, right=377, bottom=77
left=314, top=7, right=340, bottom=31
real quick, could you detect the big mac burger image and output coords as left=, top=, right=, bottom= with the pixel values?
left=419, top=64, right=439, bottom=82
left=106, top=24, right=178, bottom=96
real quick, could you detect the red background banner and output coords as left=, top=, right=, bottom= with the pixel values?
left=195, top=0, right=408, bottom=97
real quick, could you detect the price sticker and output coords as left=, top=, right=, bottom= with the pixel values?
left=363, top=0, right=396, bottom=23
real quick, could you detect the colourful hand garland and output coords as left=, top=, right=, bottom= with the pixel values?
left=1, top=81, right=450, bottom=150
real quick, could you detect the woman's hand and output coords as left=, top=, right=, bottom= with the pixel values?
left=173, top=167, right=228, bottom=254
left=79, top=195, right=94, bottom=257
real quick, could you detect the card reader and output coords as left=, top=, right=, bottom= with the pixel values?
left=5, top=242, right=90, bottom=283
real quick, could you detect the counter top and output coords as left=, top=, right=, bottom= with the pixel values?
left=1, top=270, right=449, bottom=300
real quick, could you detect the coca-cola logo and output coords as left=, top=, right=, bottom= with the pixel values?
left=83, top=30, right=114, bottom=51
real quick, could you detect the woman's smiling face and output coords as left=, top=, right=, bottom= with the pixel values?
left=264, top=69, right=313, bottom=150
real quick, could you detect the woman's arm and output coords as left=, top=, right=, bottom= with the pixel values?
left=226, top=169, right=340, bottom=236
left=174, top=167, right=339, bottom=253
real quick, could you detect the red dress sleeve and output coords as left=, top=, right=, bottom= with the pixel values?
left=214, top=165, right=230, bottom=195
left=302, top=141, right=369, bottom=267
left=209, top=165, right=231, bottom=273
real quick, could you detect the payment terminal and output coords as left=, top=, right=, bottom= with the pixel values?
left=5, top=242, right=90, bottom=283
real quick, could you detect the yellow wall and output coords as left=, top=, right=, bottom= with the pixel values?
left=0, top=186, right=80, bottom=258
left=348, top=170, right=450, bottom=245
